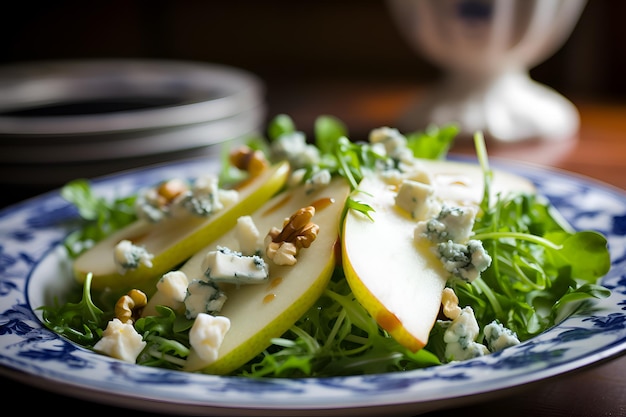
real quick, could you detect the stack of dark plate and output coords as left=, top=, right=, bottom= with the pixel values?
left=0, top=59, right=265, bottom=189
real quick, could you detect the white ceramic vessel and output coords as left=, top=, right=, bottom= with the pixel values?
left=387, top=0, right=587, bottom=142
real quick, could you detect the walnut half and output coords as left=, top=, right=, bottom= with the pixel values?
left=229, top=146, right=268, bottom=177
left=114, top=289, right=148, bottom=324
left=265, top=206, right=319, bottom=266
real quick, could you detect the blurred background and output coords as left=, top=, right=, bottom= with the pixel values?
left=1, top=0, right=625, bottom=206
left=2, top=0, right=624, bottom=129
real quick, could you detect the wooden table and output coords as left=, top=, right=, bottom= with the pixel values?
left=1, top=81, right=625, bottom=417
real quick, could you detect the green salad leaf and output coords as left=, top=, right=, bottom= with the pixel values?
left=61, top=179, right=137, bottom=258
left=446, top=133, right=611, bottom=342
left=134, top=306, right=193, bottom=369
left=268, top=113, right=297, bottom=141
left=38, top=273, right=107, bottom=345
left=406, top=123, right=458, bottom=160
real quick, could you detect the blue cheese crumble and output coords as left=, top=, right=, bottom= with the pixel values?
left=173, top=175, right=237, bottom=217
left=413, top=204, right=491, bottom=283
left=436, top=239, right=492, bottom=283
left=305, top=168, right=331, bottom=194
left=113, top=239, right=154, bottom=274
left=484, top=320, right=521, bottom=352
left=369, top=126, right=414, bottom=167
left=440, top=288, right=489, bottom=361
left=156, top=270, right=189, bottom=304
left=415, top=204, right=477, bottom=243
left=438, top=288, right=519, bottom=362
left=270, top=131, right=320, bottom=169
left=201, top=246, right=269, bottom=285
left=395, top=179, right=438, bottom=220
left=135, top=175, right=239, bottom=221
left=184, top=279, right=228, bottom=319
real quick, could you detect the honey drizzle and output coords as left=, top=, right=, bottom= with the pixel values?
left=310, top=197, right=335, bottom=211
left=262, top=277, right=283, bottom=304
left=268, top=276, right=283, bottom=289
left=263, top=293, right=276, bottom=304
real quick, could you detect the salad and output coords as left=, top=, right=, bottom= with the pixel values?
left=39, top=114, right=612, bottom=377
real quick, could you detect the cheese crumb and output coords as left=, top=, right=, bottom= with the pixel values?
left=188, top=313, right=231, bottom=365
left=113, top=240, right=154, bottom=274
left=235, top=216, right=262, bottom=256
left=202, top=246, right=269, bottom=285
left=93, top=318, right=146, bottom=363
left=440, top=288, right=489, bottom=361
left=157, top=270, right=189, bottom=303
left=395, top=179, right=437, bottom=220
left=184, top=280, right=228, bottom=319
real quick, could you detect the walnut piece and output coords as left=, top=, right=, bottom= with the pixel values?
left=115, top=289, right=148, bottom=324
left=155, top=179, right=189, bottom=208
left=229, top=146, right=268, bottom=177
left=265, top=206, right=319, bottom=266
left=441, top=287, right=462, bottom=320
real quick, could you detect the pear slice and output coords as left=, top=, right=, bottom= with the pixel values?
left=342, top=159, right=535, bottom=352
left=178, top=177, right=350, bottom=374
left=73, top=161, right=290, bottom=293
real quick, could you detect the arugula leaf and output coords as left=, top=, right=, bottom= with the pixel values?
left=453, top=133, right=612, bottom=341
left=268, top=113, right=296, bottom=141
left=134, top=305, right=193, bottom=369
left=38, top=273, right=107, bottom=345
left=61, top=179, right=137, bottom=257
left=344, top=198, right=375, bottom=221
left=314, top=115, right=348, bottom=154
left=544, top=230, right=612, bottom=281
left=406, top=123, right=458, bottom=160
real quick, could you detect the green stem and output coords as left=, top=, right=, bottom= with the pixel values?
left=473, top=131, right=493, bottom=210
left=473, top=231, right=562, bottom=251
left=323, top=309, right=347, bottom=351
left=335, top=139, right=360, bottom=190
left=473, top=277, right=503, bottom=317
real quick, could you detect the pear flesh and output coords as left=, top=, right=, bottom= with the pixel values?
left=73, top=161, right=290, bottom=294
left=342, top=159, right=535, bottom=352
left=178, top=177, right=350, bottom=374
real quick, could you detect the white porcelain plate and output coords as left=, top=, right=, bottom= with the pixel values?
left=0, top=155, right=625, bottom=416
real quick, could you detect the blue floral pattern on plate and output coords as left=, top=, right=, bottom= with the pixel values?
left=1, top=156, right=625, bottom=416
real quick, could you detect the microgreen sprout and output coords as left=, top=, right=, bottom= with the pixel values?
left=238, top=270, right=440, bottom=377
left=446, top=132, right=611, bottom=341
left=134, top=305, right=193, bottom=369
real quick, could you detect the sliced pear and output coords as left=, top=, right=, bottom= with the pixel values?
left=342, top=159, right=535, bottom=352
left=176, top=177, right=350, bottom=374
left=73, top=161, right=290, bottom=294
left=419, top=158, right=535, bottom=206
